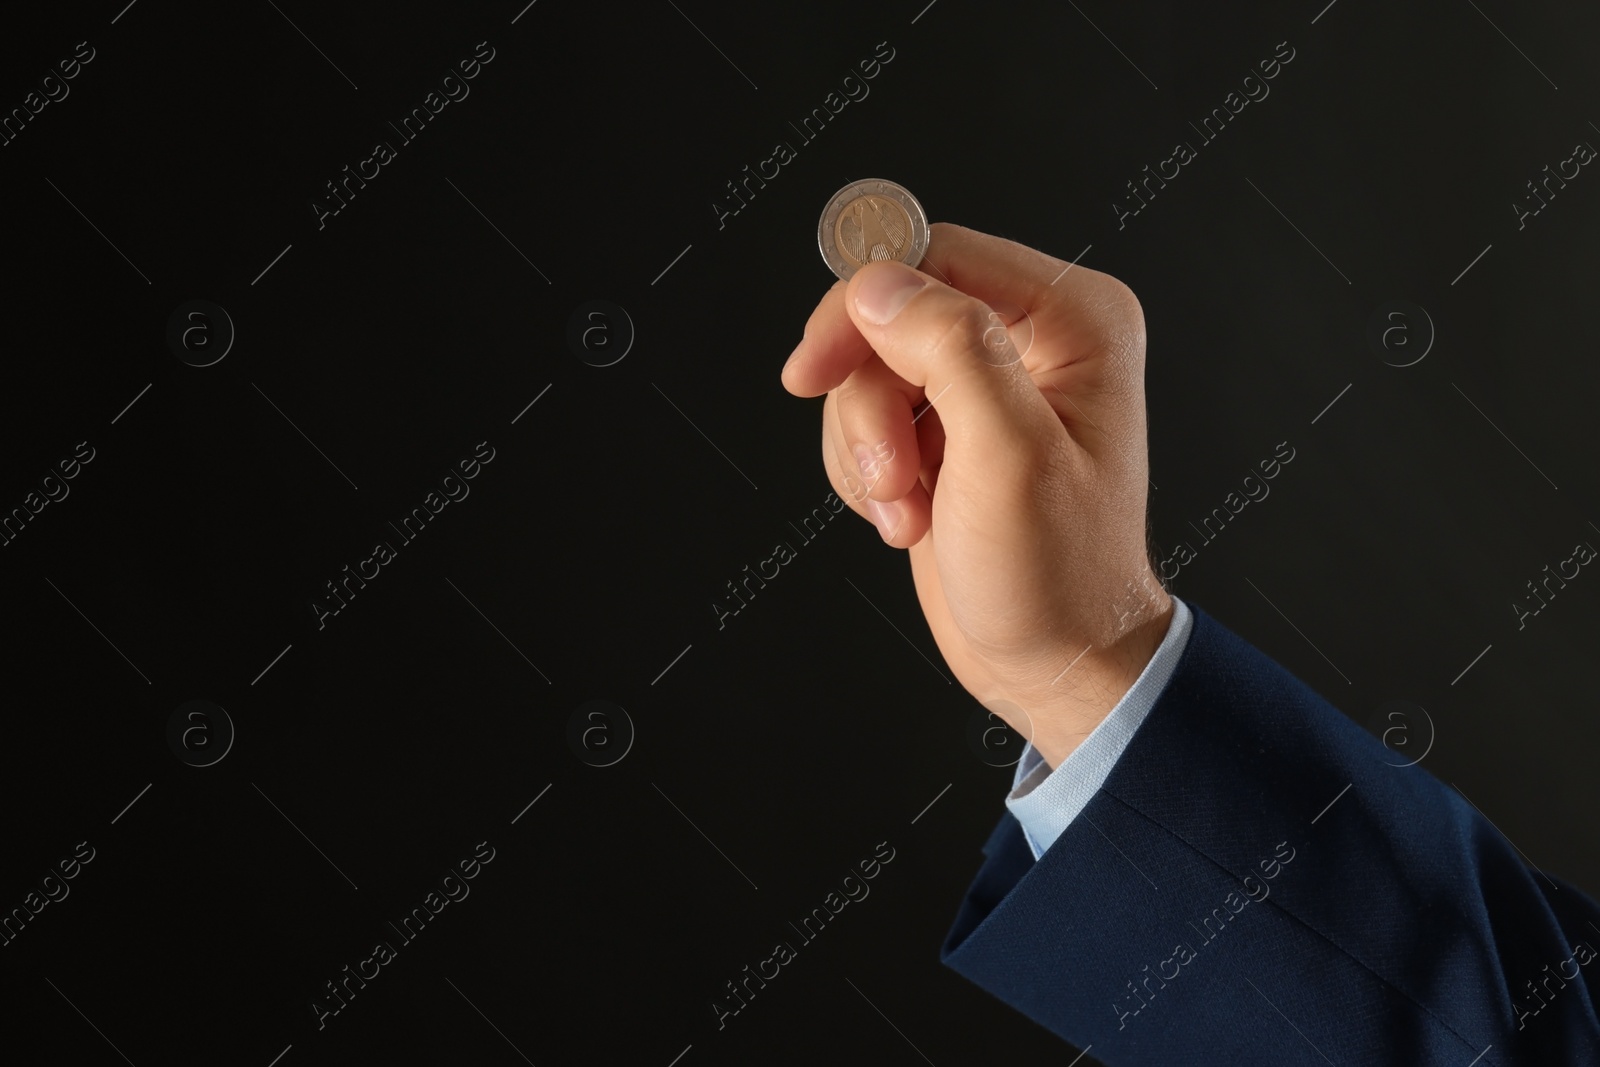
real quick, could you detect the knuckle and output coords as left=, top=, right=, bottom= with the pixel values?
left=1114, top=279, right=1146, bottom=332
left=1083, top=270, right=1141, bottom=324
left=1097, top=276, right=1147, bottom=365
left=924, top=298, right=995, bottom=364
left=1106, top=274, right=1141, bottom=316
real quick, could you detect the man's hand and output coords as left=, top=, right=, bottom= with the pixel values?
left=781, top=223, right=1174, bottom=768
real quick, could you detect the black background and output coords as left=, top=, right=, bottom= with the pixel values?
left=3, top=1, right=1598, bottom=1064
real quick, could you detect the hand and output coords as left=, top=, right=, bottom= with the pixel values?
left=781, top=223, right=1174, bottom=768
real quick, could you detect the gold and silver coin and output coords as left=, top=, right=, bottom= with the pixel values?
left=817, top=179, right=929, bottom=281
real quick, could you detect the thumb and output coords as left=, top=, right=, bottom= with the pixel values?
left=844, top=259, right=1061, bottom=469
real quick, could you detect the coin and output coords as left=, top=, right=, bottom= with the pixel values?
left=817, top=179, right=929, bottom=282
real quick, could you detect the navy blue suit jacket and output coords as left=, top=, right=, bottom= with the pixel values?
left=942, top=603, right=1600, bottom=1065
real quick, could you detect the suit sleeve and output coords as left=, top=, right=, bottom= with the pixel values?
left=940, top=602, right=1600, bottom=1066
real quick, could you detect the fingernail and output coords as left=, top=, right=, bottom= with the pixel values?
left=855, top=262, right=927, bottom=325
left=783, top=339, right=803, bottom=371
left=852, top=442, right=880, bottom=480
left=867, top=497, right=901, bottom=542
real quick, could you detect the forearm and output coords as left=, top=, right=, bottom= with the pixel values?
left=943, top=602, right=1600, bottom=1064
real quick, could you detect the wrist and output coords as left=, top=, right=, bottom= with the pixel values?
left=1021, top=584, right=1175, bottom=769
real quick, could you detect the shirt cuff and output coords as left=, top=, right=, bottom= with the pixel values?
left=1004, top=595, right=1195, bottom=860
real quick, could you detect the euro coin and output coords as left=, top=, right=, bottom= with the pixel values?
left=818, top=179, right=929, bottom=281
